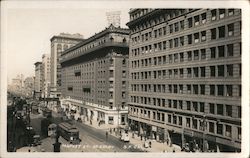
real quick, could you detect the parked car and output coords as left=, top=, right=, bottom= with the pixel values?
left=120, top=132, right=130, bottom=142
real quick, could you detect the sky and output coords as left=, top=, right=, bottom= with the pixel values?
left=5, top=7, right=130, bottom=81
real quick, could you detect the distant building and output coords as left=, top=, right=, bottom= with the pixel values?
left=34, top=62, right=42, bottom=99
left=106, top=11, right=121, bottom=27
left=23, top=76, right=35, bottom=97
left=50, top=33, right=84, bottom=96
left=127, top=9, right=241, bottom=152
left=41, top=54, right=51, bottom=98
left=60, top=24, right=130, bottom=127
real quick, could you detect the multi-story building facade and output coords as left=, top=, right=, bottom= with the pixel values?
left=34, top=62, right=42, bottom=99
left=50, top=33, right=84, bottom=95
left=60, top=24, right=130, bottom=127
left=41, top=54, right=51, bottom=98
left=127, top=9, right=241, bottom=152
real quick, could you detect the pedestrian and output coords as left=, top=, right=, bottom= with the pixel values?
left=106, top=131, right=108, bottom=140
left=149, top=141, right=152, bottom=148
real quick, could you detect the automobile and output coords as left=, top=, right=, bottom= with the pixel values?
left=32, top=135, right=42, bottom=146
left=123, top=133, right=130, bottom=142
left=120, top=132, right=130, bottom=142
left=183, top=143, right=190, bottom=152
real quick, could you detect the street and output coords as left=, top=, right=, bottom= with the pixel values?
left=29, top=111, right=143, bottom=152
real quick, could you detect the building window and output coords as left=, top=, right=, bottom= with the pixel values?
left=163, top=41, right=167, bottom=50
left=180, top=53, right=184, bottom=62
left=200, top=102, right=204, bottom=112
left=200, top=67, right=205, bottom=77
left=168, top=114, right=171, bottom=123
left=187, top=51, right=192, bottom=61
left=210, top=47, right=216, bottom=58
left=218, top=45, right=225, bottom=57
left=194, top=33, right=199, bottom=43
left=228, top=23, right=234, bottom=36
left=211, top=9, right=217, bottom=20
left=226, top=105, right=232, bottom=117
left=227, top=44, right=234, bottom=56
left=211, top=28, right=217, bottom=40
left=180, top=37, right=184, bottom=46
left=200, top=85, right=205, bottom=95
left=188, top=34, right=192, bottom=44
left=194, top=50, right=199, bottom=60
left=187, top=85, right=191, bottom=94
left=209, top=122, right=215, bottom=133
left=201, top=13, right=206, bottom=23
left=228, top=9, right=234, bottom=16
left=219, top=26, right=225, bottom=38
left=179, top=116, right=182, bottom=126
left=187, top=101, right=191, bottom=110
left=201, top=31, right=206, bottom=41
left=180, top=20, right=184, bottom=30
left=193, top=119, right=198, bottom=129
left=174, top=38, right=178, bottom=47
left=217, top=85, right=224, bottom=96
left=186, top=118, right=191, bottom=128
left=188, top=17, right=193, bottom=28
left=238, top=106, right=241, bottom=118
left=210, top=66, right=216, bottom=77
left=169, top=40, right=173, bottom=48
left=209, top=103, right=215, bottom=114
left=194, top=15, right=199, bottom=26
left=226, top=85, right=233, bottom=96
left=193, top=102, right=198, bottom=112
left=217, top=104, right=224, bottom=115
left=238, top=127, right=241, bottom=140
left=217, top=123, right=223, bottom=135
left=219, top=9, right=225, bottom=19
left=163, top=27, right=166, bottom=35
left=169, top=24, right=173, bottom=33
left=225, top=125, right=232, bottom=137
left=108, top=116, right=114, bottom=124
left=218, top=65, right=225, bottom=77
left=174, top=22, right=179, bottom=32
left=193, top=67, right=199, bottom=77
left=210, top=85, right=215, bottom=95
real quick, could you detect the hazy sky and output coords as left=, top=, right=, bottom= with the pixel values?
left=5, top=7, right=129, bottom=81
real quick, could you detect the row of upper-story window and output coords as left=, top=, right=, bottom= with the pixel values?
left=129, top=105, right=241, bottom=138
left=131, top=83, right=241, bottom=97
left=129, top=97, right=241, bottom=118
left=130, top=9, right=187, bottom=29
left=131, top=22, right=240, bottom=57
left=131, top=43, right=241, bottom=68
left=130, top=9, right=237, bottom=35
left=131, top=63, right=241, bottom=80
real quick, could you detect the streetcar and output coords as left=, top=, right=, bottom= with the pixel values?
left=48, top=123, right=57, bottom=137
left=42, top=109, right=52, bottom=118
left=58, top=122, right=81, bottom=144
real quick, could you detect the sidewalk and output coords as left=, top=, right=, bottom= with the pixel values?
left=78, top=119, right=181, bottom=152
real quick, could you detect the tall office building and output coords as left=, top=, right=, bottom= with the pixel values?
left=60, top=24, right=130, bottom=127
left=34, top=62, right=42, bottom=98
left=41, top=54, right=51, bottom=98
left=127, top=9, right=241, bottom=152
left=50, top=33, right=84, bottom=96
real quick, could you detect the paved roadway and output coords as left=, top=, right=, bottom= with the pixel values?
left=30, top=112, right=143, bottom=152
